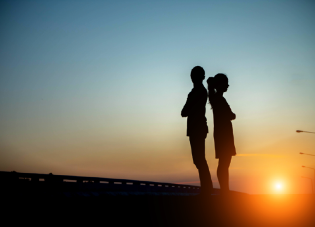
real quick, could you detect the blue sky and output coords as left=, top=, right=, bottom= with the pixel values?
left=1, top=0, right=315, bottom=193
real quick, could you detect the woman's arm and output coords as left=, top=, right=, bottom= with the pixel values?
left=226, top=103, right=236, bottom=120
left=230, top=112, right=236, bottom=120
left=217, top=98, right=235, bottom=120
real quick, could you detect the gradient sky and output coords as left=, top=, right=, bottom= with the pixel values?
left=1, top=0, right=315, bottom=194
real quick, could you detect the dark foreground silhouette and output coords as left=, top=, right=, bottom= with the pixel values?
left=2, top=171, right=315, bottom=227
left=4, top=193, right=315, bottom=227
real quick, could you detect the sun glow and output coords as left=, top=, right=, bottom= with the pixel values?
left=275, top=183, right=282, bottom=190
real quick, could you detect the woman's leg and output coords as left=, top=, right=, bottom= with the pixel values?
left=217, top=156, right=232, bottom=193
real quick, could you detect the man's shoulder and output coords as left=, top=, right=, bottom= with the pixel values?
left=192, top=85, right=207, bottom=94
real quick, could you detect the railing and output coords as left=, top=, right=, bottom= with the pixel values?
left=0, top=171, right=202, bottom=196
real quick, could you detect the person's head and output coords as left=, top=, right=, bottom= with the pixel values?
left=190, top=66, right=205, bottom=84
left=207, top=73, right=229, bottom=93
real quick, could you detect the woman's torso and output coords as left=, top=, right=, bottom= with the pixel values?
left=210, top=94, right=236, bottom=157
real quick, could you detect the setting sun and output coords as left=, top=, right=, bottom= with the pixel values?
left=275, top=183, right=283, bottom=191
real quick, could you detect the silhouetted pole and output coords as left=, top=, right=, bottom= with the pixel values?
left=301, top=176, right=314, bottom=194
left=297, top=130, right=315, bottom=157
left=296, top=130, right=315, bottom=134
left=302, top=166, right=315, bottom=190
left=300, top=152, right=315, bottom=157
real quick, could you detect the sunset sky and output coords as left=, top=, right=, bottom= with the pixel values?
left=1, top=0, right=315, bottom=194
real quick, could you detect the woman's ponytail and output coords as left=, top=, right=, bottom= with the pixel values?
left=207, top=77, right=216, bottom=107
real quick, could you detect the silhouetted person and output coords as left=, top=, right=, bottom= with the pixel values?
left=207, top=74, right=236, bottom=195
left=181, top=66, right=213, bottom=196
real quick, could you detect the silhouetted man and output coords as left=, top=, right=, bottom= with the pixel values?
left=181, top=66, right=213, bottom=196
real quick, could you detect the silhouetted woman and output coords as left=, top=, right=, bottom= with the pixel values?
left=207, top=74, right=236, bottom=194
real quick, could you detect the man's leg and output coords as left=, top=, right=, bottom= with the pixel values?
left=189, top=136, right=213, bottom=194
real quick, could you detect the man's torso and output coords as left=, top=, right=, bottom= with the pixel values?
left=186, top=85, right=208, bottom=137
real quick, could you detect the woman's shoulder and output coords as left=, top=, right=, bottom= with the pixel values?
left=213, top=94, right=224, bottom=101
left=212, top=95, right=230, bottom=108
left=210, top=94, right=220, bottom=106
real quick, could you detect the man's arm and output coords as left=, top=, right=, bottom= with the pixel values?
left=181, top=96, right=190, bottom=117
left=181, top=93, right=194, bottom=117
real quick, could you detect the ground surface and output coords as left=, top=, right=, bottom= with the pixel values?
left=5, top=194, right=315, bottom=227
